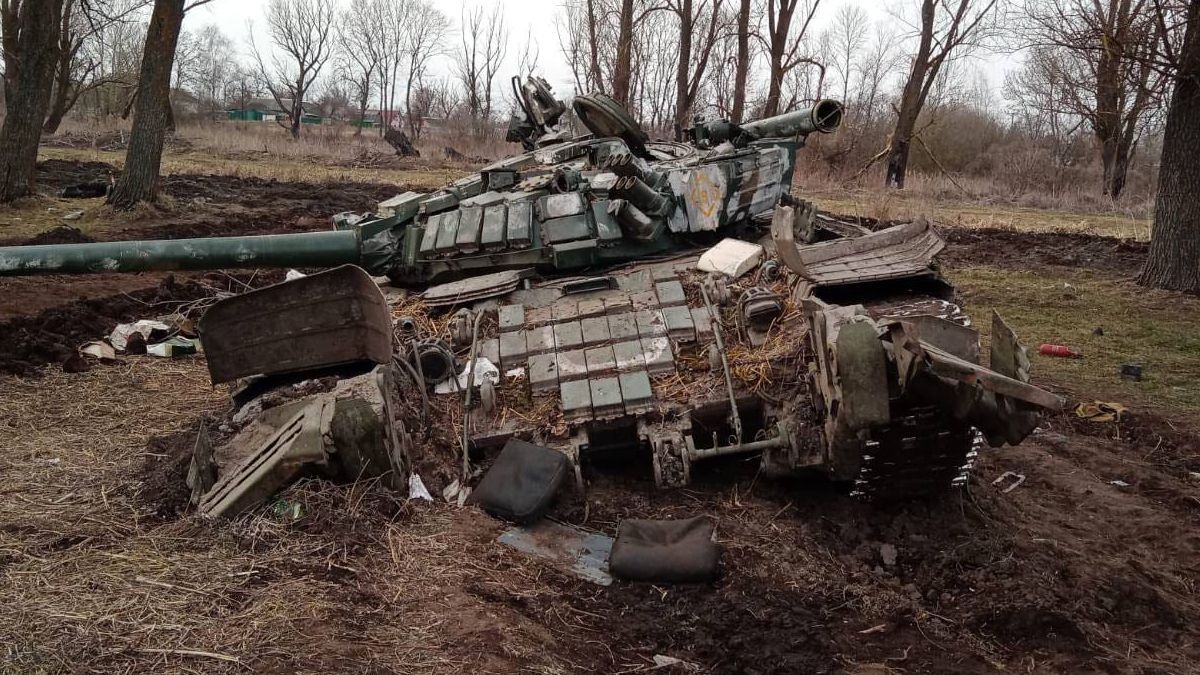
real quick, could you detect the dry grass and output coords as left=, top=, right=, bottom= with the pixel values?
left=0, top=357, right=573, bottom=673
left=804, top=186, right=1153, bottom=241
left=37, top=146, right=462, bottom=192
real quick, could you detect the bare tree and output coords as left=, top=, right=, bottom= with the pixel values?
left=0, top=0, right=66, bottom=202
left=759, top=0, right=823, bottom=116
left=612, top=0, right=669, bottom=105
left=337, top=0, right=381, bottom=135
left=855, top=25, right=903, bottom=127
left=1138, top=0, right=1199, bottom=292
left=108, top=0, right=215, bottom=209
left=187, top=24, right=236, bottom=113
left=1020, top=0, right=1171, bottom=198
left=454, top=2, right=508, bottom=136
left=1004, top=46, right=1090, bottom=165
left=251, top=0, right=337, bottom=139
left=882, top=0, right=1002, bottom=188
left=43, top=0, right=150, bottom=134
left=731, top=0, right=753, bottom=122
left=82, top=4, right=146, bottom=118
left=402, top=0, right=449, bottom=138
left=371, top=0, right=409, bottom=133
left=827, top=5, right=869, bottom=104
left=224, top=65, right=263, bottom=111
left=613, top=0, right=637, bottom=103
left=668, top=0, right=727, bottom=133
left=557, top=0, right=615, bottom=94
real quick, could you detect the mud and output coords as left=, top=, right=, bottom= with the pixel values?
left=517, top=411, right=1200, bottom=672
left=1, top=162, right=410, bottom=337
left=34, top=159, right=117, bottom=193
left=137, top=424, right=201, bottom=520
left=0, top=272, right=278, bottom=376
left=942, top=227, right=1148, bottom=276
left=0, top=226, right=96, bottom=247
left=3, top=163, right=1197, bottom=670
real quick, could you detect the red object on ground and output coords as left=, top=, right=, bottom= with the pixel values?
left=1039, top=344, right=1082, bottom=358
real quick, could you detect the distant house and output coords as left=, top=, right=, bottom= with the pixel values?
left=226, top=97, right=323, bottom=125
left=335, top=107, right=381, bottom=129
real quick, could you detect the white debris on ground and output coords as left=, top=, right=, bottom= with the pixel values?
left=408, top=474, right=433, bottom=501
left=433, top=357, right=500, bottom=394
left=109, top=320, right=171, bottom=351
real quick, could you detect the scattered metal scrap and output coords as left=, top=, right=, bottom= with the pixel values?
left=188, top=266, right=415, bottom=519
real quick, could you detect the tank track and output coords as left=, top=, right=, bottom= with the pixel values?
left=850, top=295, right=982, bottom=500
left=850, top=404, right=982, bottom=500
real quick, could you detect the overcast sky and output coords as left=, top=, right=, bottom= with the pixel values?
left=188, top=0, right=1015, bottom=104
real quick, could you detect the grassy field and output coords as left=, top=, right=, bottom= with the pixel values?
left=808, top=188, right=1153, bottom=240
left=950, top=266, right=1200, bottom=416
left=37, top=146, right=462, bottom=190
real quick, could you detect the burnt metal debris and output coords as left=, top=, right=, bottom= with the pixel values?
left=2, top=77, right=1066, bottom=512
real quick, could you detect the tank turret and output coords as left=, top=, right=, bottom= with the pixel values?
left=0, top=79, right=843, bottom=284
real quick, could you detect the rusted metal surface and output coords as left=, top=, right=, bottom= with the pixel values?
left=199, top=265, right=392, bottom=384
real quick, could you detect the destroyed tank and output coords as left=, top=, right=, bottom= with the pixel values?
left=0, top=77, right=1065, bottom=506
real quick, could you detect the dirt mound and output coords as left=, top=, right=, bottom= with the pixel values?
left=559, top=580, right=834, bottom=673
left=0, top=226, right=97, bottom=248
left=35, top=159, right=116, bottom=192
left=23, top=226, right=96, bottom=246
left=118, top=217, right=332, bottom=241
left=160, top=173, right=407, bottom=212
left=137, top=425, right=201, bottom=519
left=942, top=227, right=1148, bottom=276
left=0, top=273, right=275, bottom=376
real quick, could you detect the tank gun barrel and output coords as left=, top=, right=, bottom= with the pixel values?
left=742, top=99, right=843, bottom=140
left=0, top=230, right=362, bottom=276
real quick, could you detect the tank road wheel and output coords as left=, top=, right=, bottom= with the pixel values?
left=450, top=309, right=475, bottom=347
left=651, top=432, right=689, bottom=488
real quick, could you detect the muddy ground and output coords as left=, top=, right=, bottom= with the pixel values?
left=0, top=157, right=402, bottom=331
left=1, top=165, right=1196, bottom=673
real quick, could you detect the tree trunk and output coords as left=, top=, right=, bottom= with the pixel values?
left=1, top=3, right=19, bottom=102
left=764, top=44, right=786, bottom=118
left=43, top=49, right=74, bottom=135
left=762, top=1, right=796, bottom=118
left=885, top=136, right=912, bottom=189
left=731, top=0, right=750, bottom=123
left=1138, top=0, right=1200, bottom=294
left=43, top=99, right=69, bottom=135
left=0, top=0, right=64, bottom=202
left=884, top=0, right=934, bottom=190
left=886, top=77, right=925, bottom=189
left=673, top=0, right=694, bottom=135
left=43, top=8, right=75, bottom=135
left=612, top=0, right=635, bottom=105
left=586, top=0, right=605, bottom=93
left=1109, top=139, right=1131, bottom=199
left=405, top=75, right=416, bottom=138
left=355, top=91, right=368, bottom=137
left=108, top=0, right=185, bottom=209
